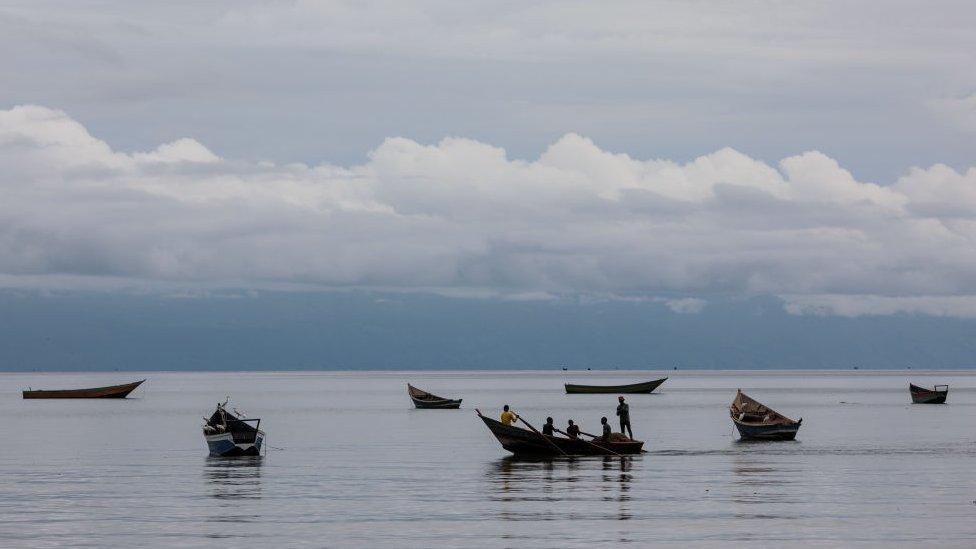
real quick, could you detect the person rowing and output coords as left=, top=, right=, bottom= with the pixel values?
left=500, top=404, right=518, bottom=426
left=600, top=416, right=611, bottom=441
left=542, top=416, right=555, bottom=436
left=566, top=419, right=580, bottom=438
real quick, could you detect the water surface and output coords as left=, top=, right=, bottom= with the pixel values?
left=1, top=370, right=974, bottom=547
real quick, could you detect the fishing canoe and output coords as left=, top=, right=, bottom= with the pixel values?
left=476, top=411, right=643, bottom=457
left=22, top=379, right=145, bottom=399
left=203, top=402, right=265, bottom=457
left=730, top=389, right=801, bottom=441
left=564, top=377, right=667, bottom=394
left=408, top=384, right=462, bottom=409
left=910, top=383, right=948, bottom=404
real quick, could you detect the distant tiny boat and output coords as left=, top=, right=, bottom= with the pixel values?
left=476, top=410, right=643, bottom=457
left=407, top=384, right=462, bottom=409
left=22, top=379, right=145, bottom=399
left=203, top=402, right=265, bottom=457
left=910, top=383, right=948, bottom=404
left=564, top=377, right=667, bottom=394
left=730, top=389, right=801, bottom=441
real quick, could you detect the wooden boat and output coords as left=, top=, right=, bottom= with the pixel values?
left=730, top=389, right=801, bottom=441
left=407, top=384, right=462, bottom=409
left=22, top=379, right=145, bottom=399
left=910, top=383, right=948, bottom=404
left=564, top=377, right=667, bottom=394
left=476, top=410, right=644, bottom=457
left=203, top=401, right=265, bottom=457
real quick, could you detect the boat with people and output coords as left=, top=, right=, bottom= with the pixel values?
left=203, top=401, right=265, bottom=457
left=910, top=383, right=948, bottom=404
left=22, top=379, right=145, bottom=399
left=564, top=377, right=667, bottom=394
left=407, top=383, right=462, bottom=409
left=476, top=409, right=644, bottom=457
left=729, top=389, right=801, bottom=440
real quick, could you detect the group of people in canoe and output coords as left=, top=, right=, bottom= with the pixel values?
left=499, top=395, right=635, bottom=442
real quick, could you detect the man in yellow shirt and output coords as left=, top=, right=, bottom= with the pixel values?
left=500, top=404, right=518, bottom=426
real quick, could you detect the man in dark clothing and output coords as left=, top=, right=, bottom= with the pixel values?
left=616, top=396, right=633, bottom=439
left=566, top=419, right=580, bottom=439
left=600, top=416, right=611, bottom=441
left=542, top=416, right=555, bottom=436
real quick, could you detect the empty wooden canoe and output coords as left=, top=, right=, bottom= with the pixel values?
left=730, top=389, right=801, bottom=441
left=407, top=383, right=462, bottom=409
left=564, top=377, right=667, bottom=394
left=22, top=379, right=145, bottom=399
left=910, top=383, right=948, bottom=404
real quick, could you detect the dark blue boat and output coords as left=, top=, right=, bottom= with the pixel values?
left=730, top=389, right=801, bottom=441
left=203, top=402, right=265, bottom=457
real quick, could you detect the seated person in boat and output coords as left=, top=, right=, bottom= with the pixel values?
left=542, top=416, right=555, bottom=436
left=566, top=419, right=580, bottom=438
left=500, top=405, right=518, bottom=426
left=600, top=416, right=611, bottom=441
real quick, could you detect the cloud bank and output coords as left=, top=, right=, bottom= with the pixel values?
left=2, top=105, right=976, bottom=316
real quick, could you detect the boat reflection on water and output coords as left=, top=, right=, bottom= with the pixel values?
left=730, top=453, right=800, bottom=520
left=204, top=456, right=263, bottom=503
left=487, top=455, right=636, bottom=525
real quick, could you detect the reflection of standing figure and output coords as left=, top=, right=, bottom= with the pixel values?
left=616, top=396, right=633, bottom=439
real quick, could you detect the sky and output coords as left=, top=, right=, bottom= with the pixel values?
left=1, top=2, right=975, bottom=369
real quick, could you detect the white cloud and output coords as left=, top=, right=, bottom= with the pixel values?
left=661, top=298, right=707, bottom=314
left=783, top=295, right=976, bottom=318
left=2, top=105, right=976, bottom=316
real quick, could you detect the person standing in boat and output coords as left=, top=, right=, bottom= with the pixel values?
left=616, top=395, right=633, bottom=439
left=500, top=404, right=518, bottom=426
left=542, top=416, right=555, bottom=436
left=566, top=419, right=580, bottom=439
left=600, top=416, right=611, bottom=441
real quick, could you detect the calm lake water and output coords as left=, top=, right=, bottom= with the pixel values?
left=1, top=370, right=974, bottom=547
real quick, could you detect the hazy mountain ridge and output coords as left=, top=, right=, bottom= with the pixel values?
left=2, top=291, right=974, bottom=371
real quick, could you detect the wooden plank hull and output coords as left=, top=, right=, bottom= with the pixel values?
left=410, top=396, right=462, bottom=409
left=22, top=379, right=145, bottom=399
left=910, top=384, right=948, bottom=404
left=732, top=419, right=800, bottom=440
left=730, top=389, right=801, bottom=441
left=407, top=384, right=462, bottom=409
left=478, top=414, right=643, bottom=457
left=564, top=377, right=667, bottom=394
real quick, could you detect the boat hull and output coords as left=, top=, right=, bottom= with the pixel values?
left=910, top=384, right=948, bottom=404
left=478, top=415, right=643, bottom=457
left=565, top=377, right=667, bottom=394
left=205, top=431, right=265, bottom=457
left=22, top=379, right=145, bottom=399
left=732, top=419, right=800, bottom=441
left=407, top=384, right=462, bottom=409
left=410, top=396, right=462, bottom=409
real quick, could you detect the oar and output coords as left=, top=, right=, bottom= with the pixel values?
left=554, top=427, right=623, bottom=457
left=515, top=413, right=569, bottom=457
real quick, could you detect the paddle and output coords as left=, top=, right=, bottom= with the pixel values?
left=515, top=413, right=569, bottom=457
left=554, top=427, right=623, bottom=457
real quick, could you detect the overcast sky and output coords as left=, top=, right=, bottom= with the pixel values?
left=2, top=1, right=976, bottom=319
